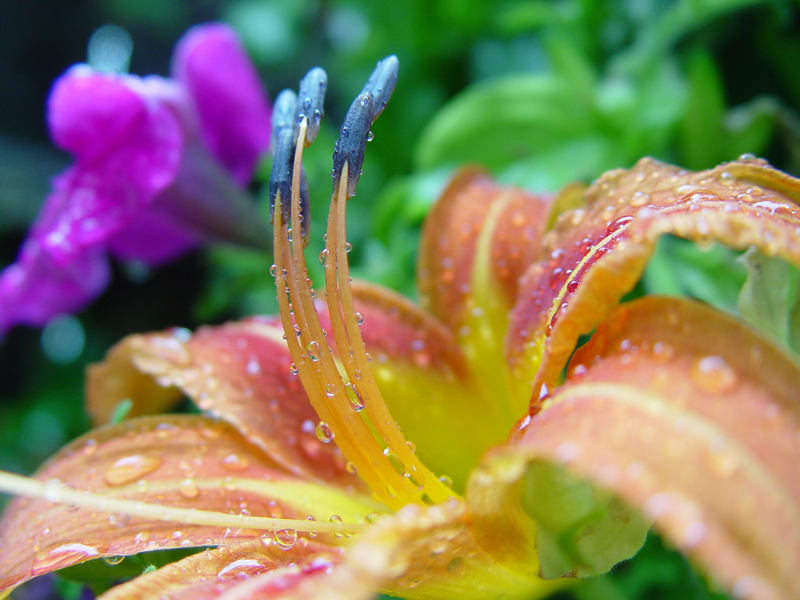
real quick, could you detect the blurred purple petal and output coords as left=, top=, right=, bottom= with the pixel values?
left=0, top=233, right=110, bottom=332
left=40, top=69, right=184, bottom=265
left=106, top=206, right=200, bottom=265
left=173, top=23, right=272, bottom=184
left=0, top=23, right=271, bottom=335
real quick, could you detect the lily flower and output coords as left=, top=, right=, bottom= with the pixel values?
left=0, top=23, right=272, bottom=335
left=1, top=59, right=799, bottom=600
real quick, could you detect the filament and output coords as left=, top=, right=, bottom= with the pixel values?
left=0, top=469, right=364, bottom=535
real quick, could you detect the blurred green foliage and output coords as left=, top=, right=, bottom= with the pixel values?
left=2, top=0, right=800, bottom=598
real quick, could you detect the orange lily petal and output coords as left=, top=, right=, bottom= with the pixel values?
left=0, top=415, right=377, bottom=591
left=418, top=167, right=554, bottom=417
left=86, top=331, right=186, bottom=422
left=349, top=281, right=510, bottom=489
left=98, top=540, right=353, bottom=600
left=507, top=157, right=800, bottom=404
left=343, top=500, right=566, bottom=600
left=497, top=296, right=800, bottom=600
left=86, top=320, right=361, bottom=488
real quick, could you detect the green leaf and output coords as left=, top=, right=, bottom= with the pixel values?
left=57, top=548, right=204, bottom=593
left=642, top=236, right=747, bottom=313
left=737, top=247, right=800, bottom=355
left=522, top=461, right=650, bottom=579
left=414, top=74, right=597, bottom=173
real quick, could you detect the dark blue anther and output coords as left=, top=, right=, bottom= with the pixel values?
left=295, top=67, right=327, bottom=146
left=332, top=92, right=374, bottom=199
left=361, top=55, right=398, bottom=123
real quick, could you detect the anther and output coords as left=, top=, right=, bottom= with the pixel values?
left=332, top=92, right=374, bottom=199
left=270, top=89, right=298, bottom=149
left=361, top=55, right=398, bottom=123
left=269, top=127, right=296, bottom=226
left=295, top=67, right=327, bottom=146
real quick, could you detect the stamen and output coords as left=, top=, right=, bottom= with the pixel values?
left=274, top=58, right=453, bottom=508
left=0, top=469, right=363, bottom=535
left=273, top=119, right=412, bottom=508
left=326, top=164, right=451, bottom=504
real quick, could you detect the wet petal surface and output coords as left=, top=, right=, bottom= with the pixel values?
left=507, top=158, right=800, bottom=404
left=0, top=415, right=376, bottom=591
left=496, top=297, right=800, bottom=600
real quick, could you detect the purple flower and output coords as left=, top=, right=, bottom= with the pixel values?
left=0, top=23, right=272, bottom=335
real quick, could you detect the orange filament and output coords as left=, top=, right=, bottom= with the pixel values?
left=273, top=118, right=453, bottom=509
left=325, top=165, right=452, bottom=504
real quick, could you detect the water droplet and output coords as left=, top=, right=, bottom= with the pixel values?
left=274, top=528, right=298, bottom=550
left=447, top=556, right=465, bottom=575
left=81, top=439, right=98, bottom=456
left=306, top=515, right=318, bottom=538
left=366, top=130, right=374, bottom=142
left=630, top=191, right=650, bottom=207
left=691, top=355, right=738, bottom=394
left=290, top=363, right=299, bottom=376
left=683, top=521, right=707, bottom=547
left=103, top=556, right=125, bottom=566
left=566, top=280, right=579, bottom=294
left=345, top=382, right=365, bottom=411
left=345, top=461, right=358, bottom=474
left=605, top=215, right=634, bottom=236
left=438, top=474, right=453, bottom=488
left=246, top=358, right=262, bottom=376
left=269, top=264, right=277, bottom=277
left=402, top=471, right=424, bottom=491
left=319, top=249, right=328, bottom=265
left=345, top=242, right=352, bottom=253
left=355, top=312, right=364, bottom=325
left=738, top=153, right=757, bottom=162
left=104, top=455, right=162, bottom=486
left=330, top=514, right=344, bottom=538
left=179, top=478, right=199, bottom=499
left=32, top=544, right=102, bottom=576
left=221, top=453, right=250, bottom=472
left=316, top=421, right=334, bottom=443
left=719, top=171, right=736, bottom=186
left=325, top=383, right=336, bottom=397
left=218, top=558, right=268, bottom=580
left=307, top=340, right=322, bottom=361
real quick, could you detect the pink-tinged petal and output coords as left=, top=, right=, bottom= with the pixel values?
left=496, top=297, right=800, bottom=600
left=0, top=415, right=375, bottom=591
left=86, top=321, right=363, bottom=489
left=417, top=167, right=553, bottom=416
left=349, top=281, right=511, bottom=490
left=418, top=167, right=552, bottom=334
left=0, top=223, right=110, bottom=332
left=506, top=158, right=800, bottom=405
left=98, top=541, right=349, bottom=600
left=172, top=23, right=271, bottom=185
